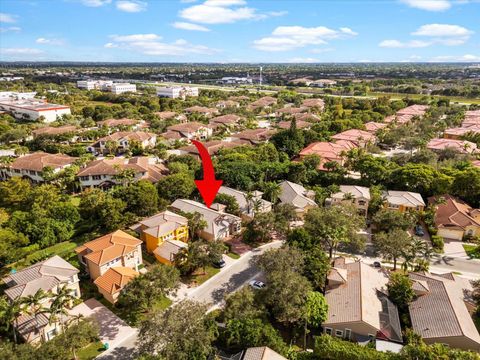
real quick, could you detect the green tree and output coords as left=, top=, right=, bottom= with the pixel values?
left=303, top=291, right=328, bottom=349
left=79, top=188, right=127, bottom=231
left=223, top=287, right=264, bottom=322
left=214, top=193, right=241, bottom=216
left=157, top=173, right=195, bottom=202
left=137, top=300, right=216, bottom=360
left=111, top=180, right=161, bottom=217
left=372, top=209, right=415, bottom=233
left=387, top=272, right=415, bottom=312
left=373, top=229, right=413, bottom=270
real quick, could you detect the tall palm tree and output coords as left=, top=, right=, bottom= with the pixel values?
left=263, top=182, right=281, bottom=204
left=47, top=285, right=75, bottom=333
left=244, top=190, right=254, bottom=216
left=0, top=297, right=24, bottom=344
left=21, top=289, right=49, bottom=341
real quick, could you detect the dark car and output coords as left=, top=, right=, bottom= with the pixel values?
left=415, top=225, right=425, bottom=237
left=373, top=261, right=382, bottom=268
left=213, top=259, right=226, bottom=268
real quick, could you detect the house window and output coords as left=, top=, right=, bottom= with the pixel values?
left=368, top=334, right=375, bottom=341
left=335, top=330, right=343, bottom=338
left=358, top=200, right=366, bottom=206
left=46, top=328, right=58, bottom=341
left=324, top=328, right=332, bottom=336
left=92, top=175, right=101, bottom=180
left=345, top=329, right=351, bottom=339
left=466, top=229, right=474, bottom=236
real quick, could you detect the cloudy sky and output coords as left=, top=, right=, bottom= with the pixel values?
left=0, top=0, right=479, bottom=62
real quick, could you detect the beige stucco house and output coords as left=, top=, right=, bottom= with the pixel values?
left=326, top=185, right=371, bottom=216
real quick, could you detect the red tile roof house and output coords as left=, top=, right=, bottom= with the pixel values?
left=444, top=125, right=480, bottom=140
left=154, top=111, right=187, bottom=123
left=301, top=98, right=325, bottom=111
left=364, top=121, right=388, bottom=134
left=0, top=151, right=76, bottom=183
left=249, top=96, right=277, bottom=110
left=209, top=114, right=243, bottom=129
left=294, top=112, right=321, bottom=122
left=184, top=106, right=219, bottom=117
left=331, top=129, right=377, bottom=148
left=96, top=118, right=139, bottom=128
left=77, top=156, right=168, bottom=190
left=277, top=119, right=311, bottom=130
left=87, top=131, right=157, bottom=155
left=230, top=128, right=277, bottom=145
left=396, top=104, right=429, bottom=117
left=462, top=117, right=480, bottom=128
left=165, top=121, right=213, bottom=141
left=465, top=109, right=480, bottom=120
left=298, top=140, right=357, bottom=171
left=408, top=272, right=480, bottom=351
left=215, top=100, right=240, bottom=109
left=32, top=125, right=78, bottom=139
left=427, top=138, right=478, bottom=154
left=177, top=140, right=246, bottom=159
left=275, top=106, right=308, bottom=116
left=428, top=195, right=480, bottom=241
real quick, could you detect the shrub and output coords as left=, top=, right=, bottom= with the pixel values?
left=431, top=235, right=444, bottom=252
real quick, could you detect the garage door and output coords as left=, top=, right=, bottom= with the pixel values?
left=438, top=228, right=463, bottom=240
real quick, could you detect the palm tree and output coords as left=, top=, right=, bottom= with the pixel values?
left=47, top=285, right=75, bottom=333
left=244, top=190, right=254, bottom=216
left=21, top=289, right=49, bottom=341
left=66, top=313, right=84, bottom=327
left=263, top=182, right=281, bottom=204
left=0, top=297, right=24, bottom=344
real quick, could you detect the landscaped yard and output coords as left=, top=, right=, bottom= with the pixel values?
left=77, top=341, right=105, bottom=360
left=227, top=252, right=241, bottom=259
left=183, top=266, right=220, bottom=286
left=463, top=244, right=480, bottom=259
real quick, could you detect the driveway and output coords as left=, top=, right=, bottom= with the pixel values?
left=442, top=239, right=468, bottom=259
left=69, top=298, right=137, bottom=351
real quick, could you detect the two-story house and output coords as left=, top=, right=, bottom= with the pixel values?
left=130, top=210, right=189, bottom=265
left=278, top=181, right=317, bottom=218
left=164, top=122, right=214, bottom=141
left=218, top=186, right=272, bottom=219
left=75, top=230, right=142, bottom=303
left=383, top=190, right=425, bottom=213
left=2, top=256, right=80, bottom=344
left=87, top=131, right=157, bottom=155
left=326, top=185, right=371, bottom=216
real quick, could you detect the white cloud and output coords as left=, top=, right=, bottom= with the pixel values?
left=35, top=37, right=64, bottom=45
left=412, top=23, right=473, bottom=37
left=400, top=0, right=451, bottom=11
left=115, top=1, right=146, bottom=12
left=379, top=39, right=431, bottom=48
left=173, top=21, right=210, bottom=31
left=287, top=57, right=319, bottom=63
left=80, top=0, right=112, bottom=7
left=430, top=54, right=480, bottom=61
left=254, top=25, right=357, bottom=51
left=0, top=26, right=21, bottom=33
left=2, top=48, right=44, bottom=55
left=0, top=13, right=17, bottom=23
left=106, top=33, right=218, bottom=56
left=180, top=0, right=198, bottom=3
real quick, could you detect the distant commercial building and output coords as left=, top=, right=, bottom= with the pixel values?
left=110, top=83, right=136, bottom=94
left=0, top=92, right=71, bottom=123
left=0, top=76, right=24, bottom=82
left=219, top=77, right=253, bottom=85
left=76, top=80, right=136, bottom=94
left=156, top=86, right=199, bottom=99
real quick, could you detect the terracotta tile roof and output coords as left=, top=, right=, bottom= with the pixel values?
left=462, top=118, right=480, bottom=128
left=473, top=160, right=480, bottom=168
left=396, top=104, right=429, bottom=116
left=231, top=128, right=276, bottom=143
left=409, top=272, right=480, bottom=346
left=9, top=152, right=76, bottom=172
left=465, top=109, right=480, bottom=119
left=299, top=141, right=356, bottom=170
left=184, top=106, right=218, bottom=115
left=427, top=138, right=478, bottom=154
left=94, top=131, right=156, bottom=146
left=216, top=100, right=239, bottom=107
left=302, top=98, right=325, bottom=109
left=3, top=255, right=79, bottom=301
left=242, top=346, right=287, bottom=360
left=16, top=312, right=50, bottom=336
left=179, top=140, right=245, bottom=156
left=324, top=258, right=402, bottom=343
left=209, top=114, right=242, bottom=125
left=331, top=129, right=377, bottom=146
left=167, top=121, right=210, bottom=133
left=161, top=131, right=183, bottom=140
left=32, top=125, right=77, bottom=137
left=94, top=267, right=138, bottom=295
left=428, top=195, right=480, bottom=230
left=131, top=210, right=188, bottom=238
left=250, top=96, right=277, bottom=108
left=294, top=112, right=321, bottom=122
left=444, top=125, right=480, bottom=137
left=276, top=106, right=308, bottom=115
left=75, top=230, right=142, bottom=266
left=97, top=118, right=138, bottom=127
left=277, top=120, right=311, bottom=130
left=364, top=122, right=387, bottom=133
left=154, top=111, right=186, bottom=121
left=228, top=95, right=250, bottom=101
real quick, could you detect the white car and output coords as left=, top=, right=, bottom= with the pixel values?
left=249, top=280, right=266, bottom=290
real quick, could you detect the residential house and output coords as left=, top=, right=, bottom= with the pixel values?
left=364, top=122, right=388, bottom=134
left=278, top=181, right=317, bottom=218
left=96, top=118, right=143, bottom=130
left=275, top=106, right=308, bottom=116
left=409, top=272, right=480, bottom=351
left=230, top=128, right=276, bottom=145
left=309, top=79, right=337, bottom=88
left=2, top=256, right=80, bottom=344
left=331, top=129, right=377, bottom=148
left=473, top=160, right=480, bottom=168
left=93, top=267, right=139, bottom=304
left=427, top=138, right=478, bottom=154
left=216, top=100, right=240, bottom=109
left=326, top=185, right=371, bottom=216
left=154, top=111, right=187, bottom=123
left=87, top=131, right=157, bottom=155
left=165, top=121, right=213, bottom=141
left=298, top=140, right=356, bottom=171
left=301, top=98, right=325, bottom=111
left=444, top=125, right=480, bottom=140
left=249, top=96, right=277, bottom=110
left=462, top=117, right=480, bottom=128
left=323, top=257, right=402, bottom=344
left=209, top=114, right=243, bottom=129
left=240, top=346, right=287, bottom=360
left=32, top=125, right=78, bottom=139
left=384, top=105, right=429, bottom=126
left=383, top=190, right=425, bottom=212
left=218, top=186, right=272, bottom=218
left=0, top=152, right=76, bottom=183
left=294, top=112, right=321, bottom=122
left=428, top=195, right=480, bottom=240
left=77, top=156, right=167, bottom=190
left=178, top=140, right=245, bottom=159
left=170, top=199, right=241, bottom=241
left=130, top=210, right=189, bottom=264
left=75, top=230, right=143, bottom=279
left=277, top=119, right=311, bottom=130
left=184, top=106, right=219, bottom=117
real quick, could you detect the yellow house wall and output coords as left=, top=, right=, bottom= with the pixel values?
left=144, top=225, right=189, bottom=254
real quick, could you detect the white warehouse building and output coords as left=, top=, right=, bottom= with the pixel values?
left=156, top=86, right=199, bottom=99
left=110, top=83, right=137, bottom=94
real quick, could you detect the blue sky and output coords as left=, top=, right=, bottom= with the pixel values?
left=0, top=0, right=479, bottom=62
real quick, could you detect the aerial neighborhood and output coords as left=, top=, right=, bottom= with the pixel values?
left=1, top=65, right=480, bottom=360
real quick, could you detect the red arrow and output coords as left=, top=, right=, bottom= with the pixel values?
left=191, top=140, right=223, bottom=208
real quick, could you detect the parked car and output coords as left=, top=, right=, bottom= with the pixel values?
left=249, top=280, right=266, bottom=290
left=373, top=261, right=382, bottom=268
left=212, top=259, right=226, bottom=268
left=415, top=225, right=425, bottom=237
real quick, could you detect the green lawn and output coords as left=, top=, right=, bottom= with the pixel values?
left=463, top=244, right=480, bottom=259
left=227, top=252, right=241, bottom=260
left=367, top=91, right=480, bottom=105
left=77, top=341, right=105, bottom=360
left=183, top=266, right=220, bottom=286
